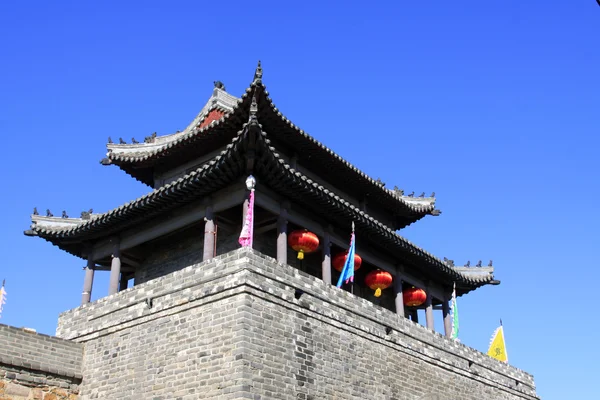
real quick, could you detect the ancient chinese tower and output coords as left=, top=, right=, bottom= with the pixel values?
left=11, top=63, right=537, bottom=399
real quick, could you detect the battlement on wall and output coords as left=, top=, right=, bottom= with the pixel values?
left=0, top=324, right=82, bottom=399
left=57, top=248, right=538, bottom=400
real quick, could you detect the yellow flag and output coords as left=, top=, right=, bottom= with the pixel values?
left=487, top=325, right=508, bottom=363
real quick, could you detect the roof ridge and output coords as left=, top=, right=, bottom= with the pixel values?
left=32, top=130, right=248, bottom=239
left=105, top=87, right=244, bottom=157
left=256, top=82, right=437, bottom=216
left=256, top=136, right=492, bottom=286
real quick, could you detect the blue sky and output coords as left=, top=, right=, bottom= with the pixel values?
left=1, top=1, right=598, bottom=398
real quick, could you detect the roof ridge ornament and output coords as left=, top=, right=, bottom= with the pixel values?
left=249, top=94, right=259, bottom=125
left=144, top=132, right=157, bottom=143
left=214, top=81, right=226, bottom=91
left=81, top=209, right=93, bottom=220
left=253, top=60, right=263, bottom=83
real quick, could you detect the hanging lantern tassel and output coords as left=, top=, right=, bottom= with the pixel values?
left=288, top=230, right=319, bottom=261
left=365, top=270, right=393, bottom=298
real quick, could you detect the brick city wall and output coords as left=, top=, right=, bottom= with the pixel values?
left=0, top=324, right=82, bottom=399
left=57, top=248, right=538, bottom=400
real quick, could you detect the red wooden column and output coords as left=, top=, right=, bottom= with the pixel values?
left=394, top=268, right=405, bottom=317
left=425, top=285, right=435, bottom=331
left=81, top=255, right=95, bottom=305
left=108, top=238, right=121, bottom=295
left=443, top=289, right=452, bottom=338
left=277, top=203, right=289, bottom=265
left=321, top=230, right=332, bottom=284
left=203, top=203, right=215, bottom=261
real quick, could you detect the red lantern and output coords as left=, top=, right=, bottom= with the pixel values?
left=332, top=251, right=362, bottom=272
left=288, top=229, right=319, bottom=260
left=403, top=287, right=427, bottom=307
left=365, top=270, right=393, bottom=298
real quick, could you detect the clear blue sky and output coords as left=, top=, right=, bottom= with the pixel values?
left=1, top=1, right=597, bottom=398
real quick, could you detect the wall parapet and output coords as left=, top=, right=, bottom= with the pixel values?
left=57, top=248, right=537, bottom=399
left=0, top=324, right=82, bottom=398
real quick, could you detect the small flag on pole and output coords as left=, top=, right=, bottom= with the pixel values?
left=239, top=176, right=256, bottom=248
left=487, top=320, right=508, bottom=363
left=451, top=282, right=459, bottom=340
left=0, top=280, right=6, bottom=319
left=336, top=223, right=356, bottom=288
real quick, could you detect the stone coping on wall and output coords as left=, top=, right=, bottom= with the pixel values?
left=56, top=248, right=537, bottom=398
left=0, top=323, right=83, bottom=380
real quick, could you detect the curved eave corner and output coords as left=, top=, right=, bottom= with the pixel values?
left=103, top=87, right=245, bottom=166
left=255, top=80, right=438, bottom=218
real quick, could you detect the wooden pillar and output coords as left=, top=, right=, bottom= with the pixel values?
left=81, top=256, right=95, bottom=305
left=108, top=239, right=121, bottom=295
left=411, top=310, right=419, bottom=323
left=394, top=270, right=404, bottom=317
left=321, top=231, right=332, bottom=284
left=425, top=288, right=434, bottom=330
left=203, top=204, right=215, bottom=261
left=277, top=204, right=288, bottom=265
left=119, top=274, right=128, bottom=292
left=443, top=289, right=452, bottom=338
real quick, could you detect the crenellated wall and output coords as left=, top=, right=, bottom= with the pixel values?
left=58, top=248, right=538, bottom=400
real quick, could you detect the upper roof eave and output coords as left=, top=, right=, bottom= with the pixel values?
left=29, top=129, right=248, bottom=250
left=253, top=132, right=493, bottom=288
left=252, top=82, right=437, bottom=218
left=26, top=124, right=489, bottom=290
left=104, top=87, right=247, bottom=163
left=103, top=75, right=437, bottom=219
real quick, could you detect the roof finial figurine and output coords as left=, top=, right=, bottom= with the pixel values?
left=250, top=94, right=258, bottom=115
left=476, top=260, right=482, bottom=267
left=488, top=260, right=493, bottom=267
left=46, top=209, right=53, bottom=217
left=119, top=138, right=126, bottom=144
left=131, top=137, right=139, bottom=144
left=33, top=207, right=39, bottom=215
left=248, top=94, right=259, bottom=127
left=254, top=60, right=263, bottom=82
left=443, top=257, right=455, bottom=267
left=62, top=211, right=69, bottom=219
left=408, top=191, right=414, bottom=197
left=393, top=186, right=404, bottom=196
left=430, top=192, right=435, bottom=197
left=464, top=260, right=470, bottom=267
left=375, top=178, right=385, bottom=187
left=214, top=81, right=226, bottom=90
left=80, top=209, right=93, bottom=220
left=419, top=192, right=425, bottom=198
left=108, top=136, right=113, bottom=144
left=144, top=132, right=157, bottom=143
